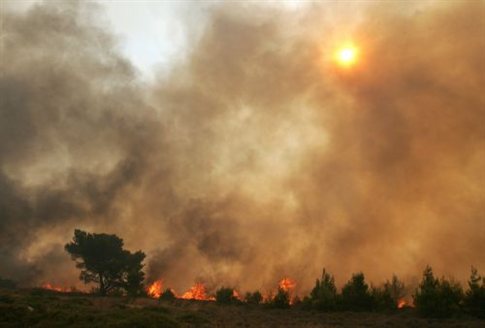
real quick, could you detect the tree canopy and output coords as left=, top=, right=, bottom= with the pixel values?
left=65, top=229, right=145, bottom=296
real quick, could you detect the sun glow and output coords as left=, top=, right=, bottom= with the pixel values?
left=336, top=45, right=358, bottom=67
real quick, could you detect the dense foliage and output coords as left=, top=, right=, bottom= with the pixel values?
left=160, top=289, right=176, bottom=301
left=464, top=267, right=485, bottom=318
left=270, top=288, right=290, bottom=309
left=215, top=287, right=240, bottom=305
left=413, top=266, right=464, bottom=318
left=245, top=291, right=263, bottom=305
left=65, top=229, right=146, bottom=296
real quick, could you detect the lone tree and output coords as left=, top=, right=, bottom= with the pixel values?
left=65, top=229, right=146, bottom=296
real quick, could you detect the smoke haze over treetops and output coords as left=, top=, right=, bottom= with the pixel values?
left=0, top=0, right=484, bottom=293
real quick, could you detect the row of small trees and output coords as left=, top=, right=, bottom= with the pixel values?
left=207, top=267, right=484, bottom=319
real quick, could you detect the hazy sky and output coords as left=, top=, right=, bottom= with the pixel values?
left=5, top=0, right=314, bottom=80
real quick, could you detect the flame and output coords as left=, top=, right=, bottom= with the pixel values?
left=232, top=289, right=242, bottom=300
left=397, top=298, right=414, bottom=309
left=147, top=280, right=163, bottom=298
left=41, top=283, right=69, bottom=292
left=279, top=277, right=296, bottom=292
left=181, top=282, right=215, bottom=301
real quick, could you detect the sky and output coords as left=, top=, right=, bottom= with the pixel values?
left=1, top=0, right=484, bottom=295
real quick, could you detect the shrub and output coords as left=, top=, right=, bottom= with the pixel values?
left=413, top=266, right=463, bottom=318
left=307, top=269, right=338, bottom=311
left=464, top=267, right=485, bottom=318
left=383, top=275, right=406, bottom=308
left=245, top=291, right=262, bottom=305
left=371, top=285, right=394, bottom=311
left=215, top=287, right=239, bottom=305
left=0, top=277, right=17, bottom=289
left=160, top=288, right=176, bottom=301
left=341, top=272, right=373, bottom=311
left=270, top=288, right=290, bottom=309
left=372, top=275, right=406, bottom=311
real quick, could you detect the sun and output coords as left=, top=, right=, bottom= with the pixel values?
left=336, top=45, right=358, bottom=67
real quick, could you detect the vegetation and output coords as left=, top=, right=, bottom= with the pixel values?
left=413, top=266, right=463, bottom=318
left=215, top=287, right=240, bottom=305
left=371, top=275, right=406, bottom=311
left=1, top=288, right=484, bottom=328
left=341, top=272, right=374, bottom=311
left=0, top=277, right=17, bottom=289
left=270, top=288, right=290, bottom=309
left=65, top=229, right=146, bottom=296
left=4, top=229, right=481, bottom=324
left=464, top=267, right=485, bottom=318
left=304, top=268, right=338, bottom=311
left=160, top=289, right=176, bottom=301
left=245, top=291, right=263, bottom=305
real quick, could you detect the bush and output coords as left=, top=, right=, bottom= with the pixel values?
left=341, top=272, right=373, bottom=311
left=215, top=287, right=239, bottom=305
left=372, top=275, right=406, bottom=311
left=160, top=289, right=176, bottom=301
left=383, top=275, right=406, bottom=308
left=464, top=267, right=485, bottom=318
left=371, top=286, right=394, bottom=311
left=0, top=277, right=17, bottom=289
left=245, top=291, right=262, bottom=305
left=307, top=269, right=338, bottom=311
left=413, top=266, right=463, bottom=318
left=270, top=288, right=290, bottom=309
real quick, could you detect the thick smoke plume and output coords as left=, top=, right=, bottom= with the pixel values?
left=0, top=1, right=483, bottom=293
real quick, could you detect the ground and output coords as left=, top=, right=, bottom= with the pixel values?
left=0, top=289, right=483, bottom=328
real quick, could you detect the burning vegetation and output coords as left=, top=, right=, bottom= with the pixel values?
left=146, top=280, right=163, bottom=299
left=29, top=229, right=482, bottom=319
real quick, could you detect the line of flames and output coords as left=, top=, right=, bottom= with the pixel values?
left=42, top=278, right=413, bottom=309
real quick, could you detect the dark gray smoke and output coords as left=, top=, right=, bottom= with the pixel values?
left=1, top=0, right=483, bottom=293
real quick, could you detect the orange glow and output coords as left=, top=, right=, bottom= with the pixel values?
left=232, top=289, right=242, bottom=300
left=279, top=277, right=296, bottom=292
left=146, top=280, right=163, bottom=298
left=397, top=298, right=414, bottom=309
left=335, top=45, right=358, bottom=67
left=41, top=283, right=69, bottom=292
left=181, top=282, right=215, bottom=301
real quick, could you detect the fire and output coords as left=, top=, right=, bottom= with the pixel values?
left=279, top=277, right=296, bottom=292
left=41, top=283, right=69, bottom=292
left=181, top=282, right=215, bottom=301
left=397, top=298, right=414, bottom=309
left=147, top=280, right=163, bottom=298
left=232, top=289, right=242, bottom=300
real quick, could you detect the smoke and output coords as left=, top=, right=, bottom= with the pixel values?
left=0, top=0, right=483, bottom=293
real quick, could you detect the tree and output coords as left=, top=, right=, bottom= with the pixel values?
left=383, top=275, right=406, bottom=308
left=464, top=266, right=485, bottom=318
left=65, top=229, right=146, bottom=296
left=371, top=285, right=394, bottom=311
left=413, top=266, right=463, bottom=318
left=245, top=291, right=262, bottom=305
left=270, top=288, right=290, bottom=309
left=341, top=272, right=373, bottom=311
left=307, top=268, right=338, bottom=311
left=216, top=287, right=240, bottom=305
left=372, top=274, right=406, bottom=311
left=160, top=288, right=176, bottom=301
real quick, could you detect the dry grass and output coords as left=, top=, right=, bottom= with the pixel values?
left=0, top=289, right=483, bottom=327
